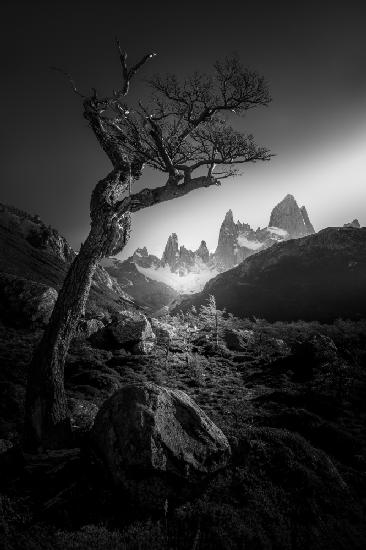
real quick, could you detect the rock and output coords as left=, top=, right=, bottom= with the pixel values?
left=196, top=240, right=210, bottom=263
left=214, top=197, right=315, bottom=272
left=300, top=205, right=315, bottom=234
left=75, top=318, right=105, bottom=339
left=215, top=209, right=239, bottom=269
left=26, top=224, right=75, bottom=263
left=271, top=338, right=290, bottom=355
left=132, top=247, right=161, bottom=268
left=177, top=245, right=196, bottom=275
left=90, top=383, right=231, bottom=506
left=101, top=257, right=178, bottom=312
left=224, top=328, right=254, bottom=351
left=108, top=310, right=156, bottom=353
left=0, top=203, right=75, bottom=263
left=269, top=194, right=314, bottom=238
left=161, top=233, right=179, bottom=269
left=68, top=398, right=99, bottom=433
left=0, top=273, right=57, bottom=327
left=343, top=219, right=360, bottom=228
left=162, top=234, right=210, bottom=275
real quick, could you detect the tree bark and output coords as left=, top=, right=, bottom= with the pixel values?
left=24, top=169, right=131, bottom=451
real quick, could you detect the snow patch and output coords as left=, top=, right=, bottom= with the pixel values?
left=267, top=226, right=288, bottom=237
left=237, top=235, right=263, bottom=250
left=135, top=264, right=218, bottom=294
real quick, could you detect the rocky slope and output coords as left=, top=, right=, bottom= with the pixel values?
left=101, top=255, right=178, bottom=312
left=174, top=227, right=366, bottom=322
left=0, top=203, right=136, bottom=324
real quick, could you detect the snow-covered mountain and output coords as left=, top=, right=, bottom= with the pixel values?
left=102, top=194, right=315, bottom=304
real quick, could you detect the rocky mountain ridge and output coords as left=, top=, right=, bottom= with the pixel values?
left=0, top=203, right=136, bottom=325
left=104, top=194, right=316, bottom=298
left=174, top=227, right=366, bottom=322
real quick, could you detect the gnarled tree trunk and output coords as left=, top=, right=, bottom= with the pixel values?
left=25, top=169, right=131, bottom=451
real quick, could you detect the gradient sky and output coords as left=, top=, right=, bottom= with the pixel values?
left=1, top=0, right=365, bottom=258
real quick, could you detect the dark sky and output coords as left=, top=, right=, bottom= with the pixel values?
left=1, top=0, right=366, bottom=256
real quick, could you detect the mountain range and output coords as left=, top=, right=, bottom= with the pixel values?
left=103, top=194, right=316, bottom=301
left=1, top=198, right=363, bottom=323
left=174, top=226, right=366, bottom=322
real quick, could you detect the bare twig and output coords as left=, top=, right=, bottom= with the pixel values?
left=50, top=66, right=86, bottom=98
left=115, top=37, right=156, bottom=96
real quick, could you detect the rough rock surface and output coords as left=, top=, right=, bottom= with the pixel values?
left=0, top=202, right=75, bottom=263
left=75, top=318, right=105, bottom=339
left=90, top=383, right=231, bottom=502
left=300, top=205, right=315, bottom=234
left=0, top=203, right=137, bottom=321
left=214, top=209, right=240, bottom=269
left=214, top=196, right=315, bottom=271
left=269, top=194, right=315, bottom=238
left=68, top=398, right=99, bottom=433
left=344, top=219, right=360, bottom=228
left=101, top=258, right=178, bottom=312
left=0, top=272, right=58, bottom=327
left=107, top=311, right=156, bottom=353
left=224, top=328, right=255, bottom=351
left=132, top=247, right=161, bottom=269
left=196, top=240, right=210, bottom=263
left=161, top=233, right=179, bottom=269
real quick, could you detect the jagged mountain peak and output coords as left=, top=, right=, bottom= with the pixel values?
left=283, top=193, right=296, bottom=202
left=300, top=205, right=315, bottom=234
left=162, top=233, right=179, bottom=268
left=269, top=194, right=312, bottom=238
left=344, top=219, right=360, bottom=228
left=224, top=209, right=234, bottom=222
left=134, top=246, right=148, bottom=257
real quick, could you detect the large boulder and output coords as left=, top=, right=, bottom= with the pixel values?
left=68, top=398, right=99, bottom=434
left=0, top=273, right=57, bottom=327
left=108, top=311, right=156, bottom=354
left=91, top=311, right=156, bottom=353
left=75, top=318, right=105, bottom=340
left=224, top=328, right=255, bottom=351
left=90, top=383, right=231, bottom=506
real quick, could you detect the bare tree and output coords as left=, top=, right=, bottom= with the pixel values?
left=25, top=43, right=271, bottom=450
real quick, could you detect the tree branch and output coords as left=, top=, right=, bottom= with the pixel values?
left=50, top=67, right=86, bottom=98
left=128, top=175, right=221, bottom=212
left=115, top=38, right=156, bottom=97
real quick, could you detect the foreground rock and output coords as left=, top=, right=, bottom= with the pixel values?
left=90, top=383, right=231, bottom=507
left=107, top=311, right=156, bottom=353
left=91, top=311, right=156, bottom=353
left=0, top=273, right=57, bottom=327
